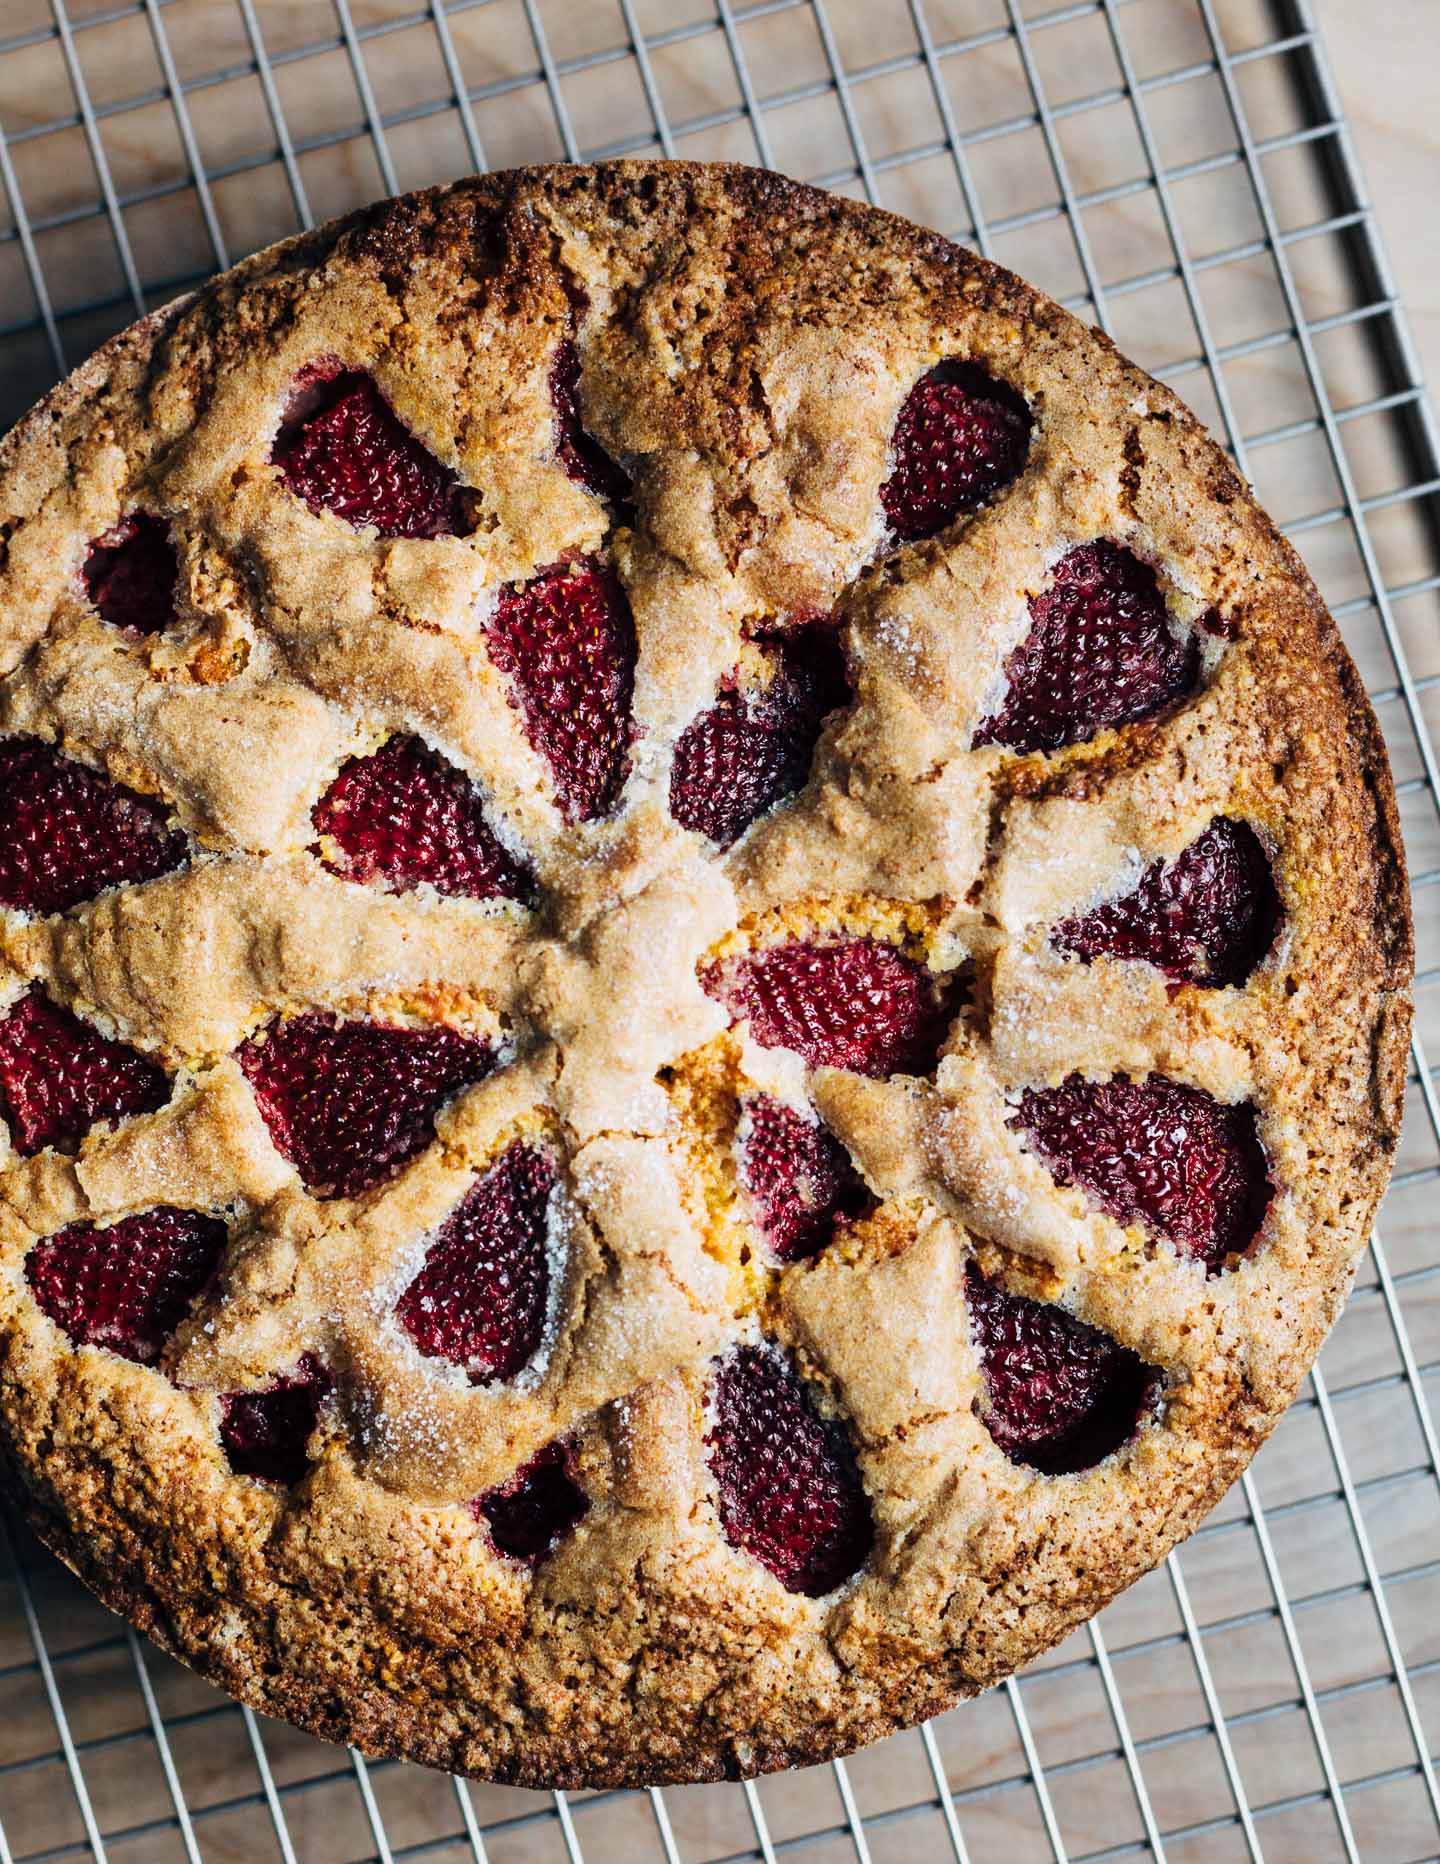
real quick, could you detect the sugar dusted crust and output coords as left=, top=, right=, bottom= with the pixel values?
left=0, top=162, right=1412, bottom=1786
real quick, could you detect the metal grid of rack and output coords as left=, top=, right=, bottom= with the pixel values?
left=0, top=0, right=1437, bottom=1858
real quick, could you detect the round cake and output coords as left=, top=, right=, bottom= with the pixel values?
left=0, top=161, right=1412, bottom=1787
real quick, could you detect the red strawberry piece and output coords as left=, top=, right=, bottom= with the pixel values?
left=473, top=1438, right=589, bottom=1565
left=0, top=985, right=169, bottom=1157
left=551, top=339, right=632, bottom=509
left=82, top=513, right=178, bottom=635
left=669, top=621, right=850, bottom=848
left=973, top=540, right=1200, bottom=755
left=966, top=1264, right=1155, bottom=1474
left=705, top=1345, right=872, bottom=1596
left=704, top=935, right=956, bottom=1079
left=1051, top=817, right=1279, bottom=987
left=219, top=1355, right=333, bottom=1486
left=1013, top=1074, right=1272, bottom=1272
left=397, top=1142, right=556, bottom=1383
left=881, top=359, right=1032, bottom=542
left=312, top=735, right=534, bottom=905
left=738, top=1094, right=868, bottom=1263
left=272, top=367, right=467, bottom=539
left=237, top=1012, right=495, bottom=1200
left=0, top=737, right=187, bottom=917
left=27, top=1206, right=228, bottom=1365
left=485, top=557, right=636, bottom=824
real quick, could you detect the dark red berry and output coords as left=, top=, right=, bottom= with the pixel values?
left=82, top=513, right=178, bottom=635
left=550, top=339, right=632, bottom=509
left=973, top=541, right=1200, bottom=755
left=397, top=1142, right=555, bottom=1383
left=219, top=1355, right=332, bottom=1486
left=966, top=1264, right=1155, bottom=1474
left=1013, top=1075, right=1272, bottom=1272
left=705, top=936, right=956, bottom=1079
left=1052, top=817, right=1279, bottom=987
left=485, top=558, right=636, bottom=825
left=473, top=1439, right=589, bottom=1565
left=0, top=985, right=169, bottom=1156
left=705, top=1345, right=872, bottom=1596
left=272, top=367, right=467, bottom=539
left=237, top=1012, right=495, bottom=1200
left=0, top=737, right=187, bottom=917
left=669, top=622, right=850, bottom=848
left=312, top=735, right=534, bottom=905
left=27, top=1206, right=228, bottom=1365
left=881, top=360, right=1032, bottom=542
left=738, top=1094, right=868, bottom=1262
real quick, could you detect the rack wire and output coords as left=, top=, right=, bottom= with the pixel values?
left=0, top=0, right=1437, bottom=1858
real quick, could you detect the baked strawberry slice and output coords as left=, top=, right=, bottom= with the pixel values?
left=1013, top=1074, right=1272, bottom=1273
left=669, top=621, right=850, bottom=849
left=0, top=737, right=188, bottom=917
left=237, top=1012, right=496, bottom=1200
left=219, top=1356, right=333, bottom=1486
left=966, top=1264, right=1156, bottom=1474
left=485, top=558, right=637, bottom=824
left=881, top=359, right=1032, bottom=542
left=473, top=1438, right=589, bottom=1565
left=272, top=367, right=467, bottom=538
left=973, top=540, right=1200, bottom=755
left=738, top=1094, right=868, bottom=1263
left=1051, top=816, right=1279, bottom=987
left=312, top=734, right=535, bottom=905
left=82, top=513, right=179, bottom=634
left=704, top=935, right=956, bottom=1079
left=705, top=1345, right=872, bottom=1596
left=551, top=339, right=632, bottom=509
left=27, top=1206, right=228, bottom=1365
left=397, top=1142, right=556, bottom=1383
left=0, top=985, right=169, bottom=1156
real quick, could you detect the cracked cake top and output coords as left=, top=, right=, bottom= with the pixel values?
left=0, top=160, right=1412, bottom=1787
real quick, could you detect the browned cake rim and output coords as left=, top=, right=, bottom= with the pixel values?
left=0, top=160, right=1413, bottom=1787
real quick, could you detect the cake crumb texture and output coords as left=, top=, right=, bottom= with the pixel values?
left=0, top=161, right=1411, bottom=1787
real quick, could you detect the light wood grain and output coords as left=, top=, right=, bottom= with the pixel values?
left=1312, top=0, right=1439, bottom=399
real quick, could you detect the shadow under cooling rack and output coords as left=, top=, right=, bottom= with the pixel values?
left=0, top=1, right=1439, bottom=1861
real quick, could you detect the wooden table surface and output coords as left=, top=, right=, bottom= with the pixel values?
left=1313, top=0, right=1438, bottom=394
left=0, top=5, right=1436, bottom=1862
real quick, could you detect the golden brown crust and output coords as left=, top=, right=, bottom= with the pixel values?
left=0, top=160, right=1412, bottom=1787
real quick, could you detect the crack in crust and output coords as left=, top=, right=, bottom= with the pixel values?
left=0, top=160, right=1411, bottom=1789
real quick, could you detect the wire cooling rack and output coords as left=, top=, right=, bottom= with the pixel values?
left=0, top=0, right=1438, bottom=1858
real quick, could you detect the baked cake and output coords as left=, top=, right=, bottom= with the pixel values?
left=0, top=161, right=1411, bottom=1787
